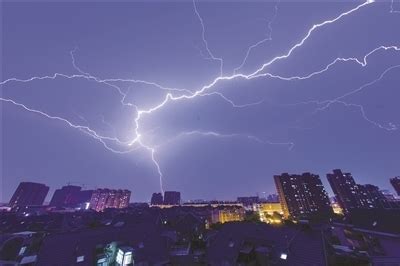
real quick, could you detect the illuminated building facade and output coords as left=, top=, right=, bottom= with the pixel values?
left=390, top=177, right=400, bottom=196
left=331, top=202, right=343, bottom=215
left=328, top=169, right=394, bottom=212
left=257, top=202, right=284, bottom=223
left=327, top=169, right=365, bottom=213
left=274, top=172, right=332, bottom=219
left=359, top=184, right=388, bottom=209
left=116, top=246, right=134, bottom=266
left=89, top=189, right=131, bottom=212
left=9, top=182, right=49, bottom=208
left=210, top=207, right=245, bottom=224
left=257, top=202, right=282, bottom=215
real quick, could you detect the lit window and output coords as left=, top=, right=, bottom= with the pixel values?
left=116, top=250, right=124, bottom=264
left=19, top=246, right=27, bottom=256
left=280, top=253, right=288, bottom=260
left=76, top=256, right=85, bottom=263
left=123, top=252, right=132, bottom=265
left=116, top=248, right=134, bottom=265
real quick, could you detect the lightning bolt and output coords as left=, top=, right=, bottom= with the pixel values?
left=193, top=0, right=224, bottom=76
left=283, top=64, right=400, bottom=131
left=313, top=64, right=400, bottom=131
left=0, top=98, right=137, bottom=154
left=158, top=130, right=294, bottom=150
left=70, top=47, right=192, bottom=101
left=4, top=0, right=397, bottom=195
left=233, top=0, right=280, bottom=74
left=390, top=0, right=400, bottom=13
left=123, top=0, right=378, bottom=194
left=200, top=92, right=265, bottom=109
left=334, top=101, right=397, bottom=131
left=317, top=65, right=400, bottom=111
left=122, top=0, right=375, bottom=121
left=250, top=45, right=400, bottom=81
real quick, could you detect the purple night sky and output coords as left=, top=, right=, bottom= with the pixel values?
left=1, top=0, right=400, bottom=202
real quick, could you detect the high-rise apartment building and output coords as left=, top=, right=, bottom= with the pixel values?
left=163, top=191, right=181, bottom=205
left=49, top=185, right=93, bottom=208
left=359, top=184, right=388, bottom=209
left=150, top=192, right=163, bottom=205
left=390, top=177, right=400, bottom=196
left=49, top=185, right=82, bottom=208
left=327, top=169, right=394, bottom=212
left=89, top=189, right=131, bottom=212
left=274, top=172, right=332, bottom=219
left=9, top=182, right=49, bottom=208
left=327, top=169, right=365, bottom=213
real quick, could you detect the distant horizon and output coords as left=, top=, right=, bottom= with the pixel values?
left=2, top=168, right=398, bottom=204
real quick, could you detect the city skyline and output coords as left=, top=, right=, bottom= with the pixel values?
left=4, top=169, right=399, bottom=205
left=2, top=169, right=400, bottom=264
left=2, top=168, right=399, bottom=204
left=2, top=1, right=400, bottom=202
